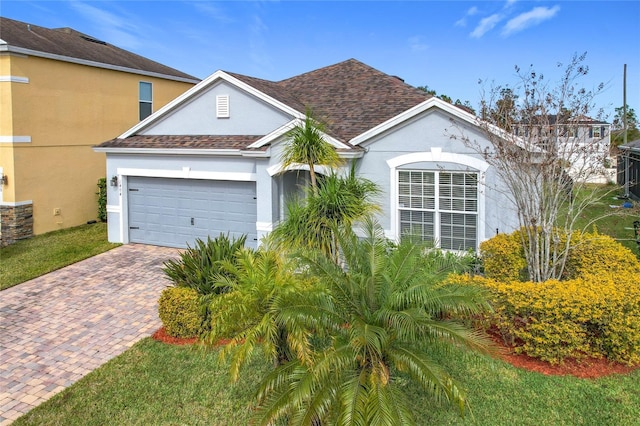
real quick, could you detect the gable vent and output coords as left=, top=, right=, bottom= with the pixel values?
left=216, top=95, right=230, bottom=118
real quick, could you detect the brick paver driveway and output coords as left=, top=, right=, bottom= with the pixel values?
left=0, top=244, right=179, bottom=425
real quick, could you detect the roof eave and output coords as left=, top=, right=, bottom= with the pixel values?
left=0, top=45, right=199, bottom=84
left=247, top=118, right=353, bottom=151
left=93, top=147, right=244, bottom=156
left=118, top=70, right=305, bottom=139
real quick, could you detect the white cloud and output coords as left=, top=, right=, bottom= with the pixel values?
left=502, top=5, right=560, bottom=36
left=470, top=13, right=502, bottom=38
left=408, top=35, right=428, bottom=52
left=455, top=6, right=479, bottom=27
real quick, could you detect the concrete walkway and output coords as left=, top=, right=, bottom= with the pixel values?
left=0, top=244, right=179, bottom=425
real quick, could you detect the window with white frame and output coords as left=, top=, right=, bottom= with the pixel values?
left=398, top=170, right=478, bottom=251
left=139, top=82, right=152, bottom=120
left=592, top=126, right=601, bottom=138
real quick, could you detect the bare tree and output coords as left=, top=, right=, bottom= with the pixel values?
left=452, top=53, right=612, bottom=282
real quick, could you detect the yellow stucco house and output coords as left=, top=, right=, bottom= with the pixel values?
left=0, top=17, right=199, bottom=245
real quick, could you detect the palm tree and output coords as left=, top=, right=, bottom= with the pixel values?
left=269, top=164, right=380, bottom=263
left=202, top=248, right=321, bottom=380
left=253, top=218, right=492, bottom=425
left=281, top=109, right=342, bottom=193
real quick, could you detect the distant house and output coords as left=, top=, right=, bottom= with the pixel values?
left=513, top=115, right=611, bottom=182
left=618, top=139, right=640, bottom=200
left=0, top=17, right=199, bottom=246
left=95, top=59, right=520, bottom=251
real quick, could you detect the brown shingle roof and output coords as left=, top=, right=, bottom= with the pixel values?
left=97, top=135, right=263, bottom=150
left=99, top=59, right=432, bottom=150
left=230, top=59, right=430, bottom=142
left=0, top=17, right=198, bottom=81
left=277, top=59, right=430, bottom=141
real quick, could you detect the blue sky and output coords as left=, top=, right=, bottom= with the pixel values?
left=2, top=1, right=639, bottom=119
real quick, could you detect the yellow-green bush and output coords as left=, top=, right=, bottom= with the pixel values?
left=480, top=228, right=640, bottom=282
left=479, top=232, right=528, bottom=281
left=467, top=229, right=640, bottom=365
left=563, top=231, right=640, bottom=279
left=158, top=286, right=204, bottom=338
left=456, top=274, right=640, bottom=365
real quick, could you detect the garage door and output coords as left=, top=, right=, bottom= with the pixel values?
left=128, top=177, right=257, bottom=248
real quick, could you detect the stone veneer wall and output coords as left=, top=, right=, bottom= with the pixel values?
left=0, top=203, right=34, bottom=247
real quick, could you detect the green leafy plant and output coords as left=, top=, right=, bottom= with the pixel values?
left=162, top=233, right=247, bottom=295
left=280, top=108, right=343, bottom=192
left=158, top=287, right=204, bottom=338
left=252, top=218, right=492, bottom=424
left=269, top=164, right=379, bottom=263
left=202, top=248, right=320, bottom=379
left=96, top=177, right=107, bottom=222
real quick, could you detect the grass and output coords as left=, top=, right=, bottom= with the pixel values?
left=13, top=338, right=640, bottom=426
left=0, top=222, right=120, bottom=290
left=6, top=184, right=640, bottom=424
left=572, top=184, right=640, bottom=254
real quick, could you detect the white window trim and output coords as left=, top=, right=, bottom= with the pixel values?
left=0, top=76, right=29, bottom=83
left=386, top=149, right=488, bottom=248
left=139, top=81, right=153, bottom=120
left=0, top=136, right=31, bottom=143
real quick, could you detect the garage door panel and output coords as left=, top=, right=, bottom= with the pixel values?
left=128, top=177, right=257, bottom=248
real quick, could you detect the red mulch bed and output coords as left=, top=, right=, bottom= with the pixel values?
left=152, top=327, right=638, bottom=379
left=488, top=334, right=638, bottom=379
left=152, top=327, right=231, bottom=347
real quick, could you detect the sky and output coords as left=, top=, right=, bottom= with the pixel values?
left=2, top=0, right=639, bottom=119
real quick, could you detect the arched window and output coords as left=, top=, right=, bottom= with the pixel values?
left=387, top=150, right=488, bottom=250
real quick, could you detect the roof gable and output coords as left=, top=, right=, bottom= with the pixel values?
left=99, top=59, right=497, bottom=153
left=0, top=17, right=198, bottom=82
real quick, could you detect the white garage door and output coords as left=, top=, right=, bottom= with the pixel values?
left=128, top=177, right=257, bottom=248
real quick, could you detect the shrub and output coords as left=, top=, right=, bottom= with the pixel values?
left=479, top=232, right=528, bottom=281
left=162, top=233, right=247, bottom=295
left=563, top=231, right=640, bottom=279
left=96, top=178, right=107, bottom=222
left=158, top=287, right=204, bottom=338
left=460, top=274, right=640, bottom=365
left=480, top=228, right=640, bottom=282
left=469, top=229, right=640, bottom=365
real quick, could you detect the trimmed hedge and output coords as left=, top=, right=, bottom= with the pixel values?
left=479, top=228, right=640, bottom=282
left=459, top=274, right=640, bottom=365
left=158, top=287, right=204, bottom=338
left=466, top=229, right=640, bottom=365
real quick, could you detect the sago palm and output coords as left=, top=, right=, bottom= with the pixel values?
left=253, top=218, right=492, bottom=425
left=202, top=248, right=320, bottom=380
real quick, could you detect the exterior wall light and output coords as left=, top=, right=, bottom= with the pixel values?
left=0, top=175, right=7, bottom=185
left=110, top=175, right=118, bottom=187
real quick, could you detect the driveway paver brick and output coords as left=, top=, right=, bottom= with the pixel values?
left=0, top=244, right=179, bottom=425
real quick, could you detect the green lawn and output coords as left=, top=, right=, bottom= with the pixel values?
left=0, top=222, right=120, bottom=290
left=13, top=338, right=640, bottom=426
left=573, top=184, right=640, bottom=254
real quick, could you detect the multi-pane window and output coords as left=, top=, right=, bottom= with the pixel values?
left=139, top=82, right=152, bottom=120
left=591, top=126, right=601, bottom=138
left=398, top=170, right=478, bottom=251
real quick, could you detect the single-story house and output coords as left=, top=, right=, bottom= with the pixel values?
left=94, top=59, right=519, bottom=250
left=618, top=139, right=640, bottom=201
